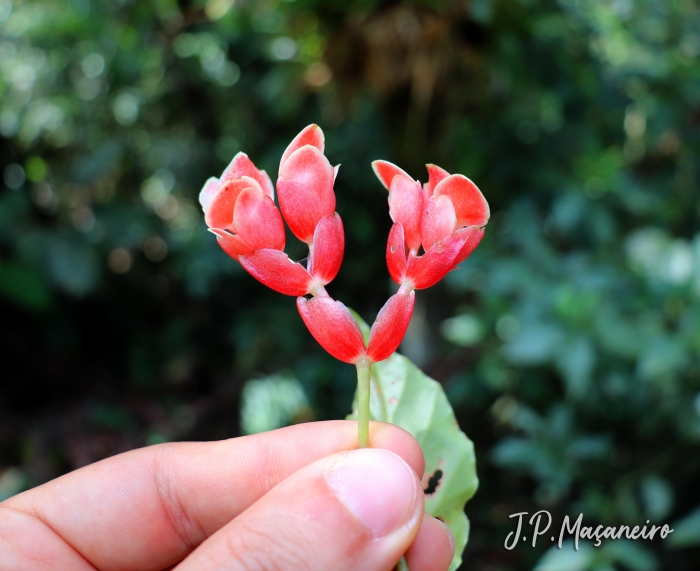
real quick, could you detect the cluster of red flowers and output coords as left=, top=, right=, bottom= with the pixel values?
left=200, top=125, right=489, bottom=366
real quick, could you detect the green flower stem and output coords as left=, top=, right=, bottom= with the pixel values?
left=397, top=557, right=409, bottom=571
left=356, top=358, right=372, bottom=448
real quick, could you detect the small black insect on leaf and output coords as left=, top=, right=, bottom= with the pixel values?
left=424, top=469, right=443, bottom=495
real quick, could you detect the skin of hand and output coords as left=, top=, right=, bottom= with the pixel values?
left=0, top=421, right=455, bottom=571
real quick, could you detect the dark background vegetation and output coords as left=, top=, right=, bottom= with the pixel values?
left=1, top=0, right=700, bottom=569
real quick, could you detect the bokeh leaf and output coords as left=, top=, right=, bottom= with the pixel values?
left=600, top=541, right=658, bottom=571
left=0, top=468, right=27, bottom=502
left=501, top=323, right=564, bottom=366
left=347, top=325, right=478, bottom=571
left=441, top=313, right=486, bottom=347
left=0, top=261, right=51, bottom=311
left=240, top=374, right=313, bottom=435
left=533, top=540, right=594, bottom=571
left=47, top=239, right=100, bottom=296
left=668, top=505, right=700, bottom=548
left=555, top=335, right=596, bottom=399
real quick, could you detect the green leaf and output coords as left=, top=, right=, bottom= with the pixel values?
left=600, top=540, right=658, bottom=571
left=47, top=239, right=100, bottom=296
left=641, top=474, right=674, bottom=521
left=240, top=374, right=312, bottom=435
left=0, top=468, right=27, bottom=502
left=534, top=540, right=594, bottom=571
left=555, top=335, right=596, bottom=399
left=668, top=505, right=700, bottom=548
left=0, top=261, right=52, bottom=311
left=346, top=338, right=478, bottom=570
left=441, top=313, right=486, bottom=347
left=501, top=323, right=564, bottom=366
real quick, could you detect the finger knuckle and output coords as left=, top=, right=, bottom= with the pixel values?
left=152, top=445, right=208, bottom=551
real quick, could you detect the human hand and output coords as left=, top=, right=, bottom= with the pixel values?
left=0, top=421, right=455, bottom=571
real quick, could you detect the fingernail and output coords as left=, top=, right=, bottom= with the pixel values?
left=325, top=448, right=418, bottom=538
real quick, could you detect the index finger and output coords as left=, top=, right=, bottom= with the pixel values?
left=1, top=420, right=424, bottom=571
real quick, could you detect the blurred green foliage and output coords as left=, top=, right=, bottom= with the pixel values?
left=1, top=0, right=700, bottom=569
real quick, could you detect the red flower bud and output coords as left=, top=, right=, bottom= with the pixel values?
left=374, top=162, right=489, bottom=290
left=366, top=289, right=415, bottom=362
left=232, top=188, right=286, bottom=252
left=424, top=163, right=450, bottom=194
left=277, top=140, right=337, bottom=244
left=240, top=249, right=313, bottom=296
left=386, top=223, right=408, bottom=284
left=201, top=152, right=310, bottom=294
left=433, top=173, right=489, bottom=228
left=201, top=126, right=346, bottom=296
left=297, top=296, right=366, bottom=364
left=203, top=177, right=285, bottom=254
left=221, top=152, right=275, bottom=200
left=406, top=226, right=484, bottom=290
left=208, top=229, right=254, bottom=260
left=371, top=160, right=412, bottom=190
left=421, top=194, right=457, bottom=251
left=309, top=213, right=344, bottom=285
left=279, top=124, right=325, bottom=172
left=388, top=175, right=424, bottom=253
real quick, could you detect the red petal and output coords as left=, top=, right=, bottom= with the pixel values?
left=371, top=160, right=412, bottom=190
left=296, top=296, right=366, bottom=363
left=257, top=171, right=275, bottom=201
left=456, top=225, right=484, bottom=264
left=388, top=175, right=423, bottom=252
left=233, top=188, right=286, bottom=251
left=205, top=178, right=258, bottom=230
left=221, top=152, right=275, bottom=200
left=209, top=229, right=254, bottom=261
left=199, top=177, right=220, bottom=211
left=425, top=164, right=450, bottom=195
left=433, top=174, right=489, bottom=227
left=279, top=124, right=325, bottom=172
left=386, top=223, right=408, bottom=285
left=310, top=213, right=344, bottom=285
left=239, top=249, right=313, bottom=296
left=277, top=146, right=336, bottom=243
left=406, top=226, right=484, bottom=290
left=421, top=194, right=456, bottom=250
left=366, top=290, right=415, bottom=362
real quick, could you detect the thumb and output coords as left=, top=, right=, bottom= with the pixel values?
left=175, top=448, right=424, bottom=571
